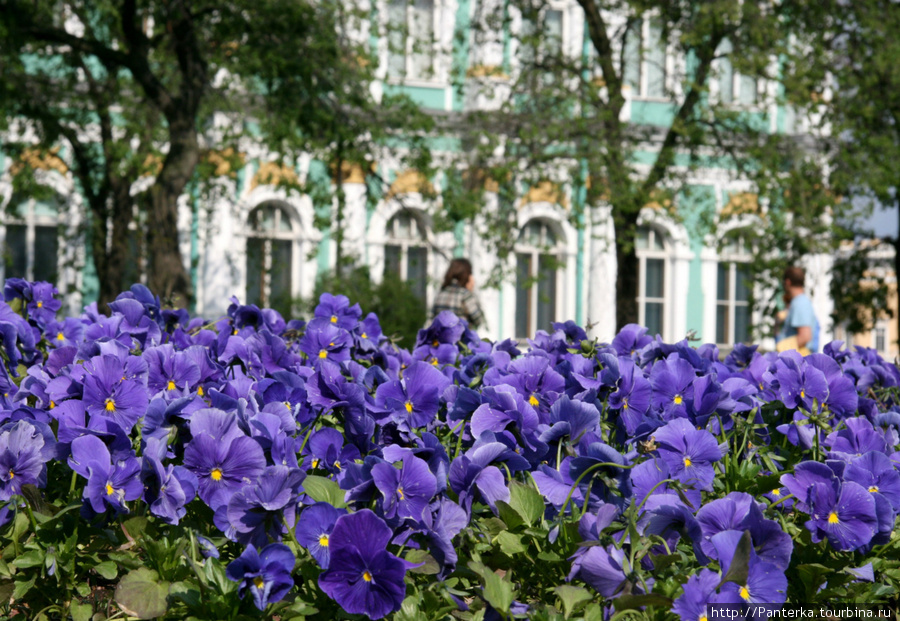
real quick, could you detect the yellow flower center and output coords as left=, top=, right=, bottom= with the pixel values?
left=362, top=570, right=373, bottom=582
left=739, top=586, right=750, bottom=601
left=8, top=470, right=14, bottom=479
left=700, top=616, right=709, bottom=621
left=361, top=332, right=367, bottom=339
left=683, top=456, right=692, bottom=468
left=432, top=340, right=439, bottom=348
left=330, top=315, right=338, bottom=323
left=36, top=301, right=43, bottom=308
left=319, top=349, right=328, bottom=359
left=49, top=400, right=55, bottom=410
left=329, top=342, right=334, bottom=347
left=106, top=483, right=114, bottom=495
left=233, top=328, right=239, bottom=336
left=528, top=394, right=539, bottom=407
left=397, top=486, right=405, bottom=500
left=197, top=385, right=204, bottom=396
left=771, top=488, right=781, bottom=497
left=674, top=395, right=683, bottom=405
left=167, top=380, right=176, bottom=391
left=56, top=332, right=65, bottom=341
left=800, top=389, right=806, bottom=399
left=828, top=511, right=840, bottom=524
left=311, top=458, right=320, bottom=469
left=333, top=460, right=342, bottom=471
left=431, top=358, right=439, bottom=366
left=622, top=398, right=629, bottom=410
left=254, top=576, right=265, bottom=589
left=869, top=485, right=879, bottom=493
left=104, top=398, right=116, bottom=412
left=405, top=401, right=413, bottom=413
left=319, top=535, right=329, bottom=547
left=210, top=468, right=223, bottom=481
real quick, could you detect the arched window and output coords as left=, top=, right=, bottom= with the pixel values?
left=636, top=225, right=668, bottom=337
left=2, top=197, right=60, bottom=284
left=515, top=219, right=560, bottom=338
left=384, top=209, right=428, bottom=302
left=246, top=202, right=294, bottom=309
left=716, top=232, right=752, bottom=346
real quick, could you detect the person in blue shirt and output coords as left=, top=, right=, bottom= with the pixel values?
left=776, top=265, right=819, bottom=354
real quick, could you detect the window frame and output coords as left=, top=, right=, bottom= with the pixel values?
left=635, top=225, right=669, bottom=338
left=245, top=202, right=296, bottom=309
left=715, top=234, right=753, bottom=348
left=383, top=208, right=429, bottom=303
left=514, top=219, right=563, bottom=339
left=716, top=38, right=763, bottom=107
left=385, top=0, right=443, bottom=85
left=622, top=16, right=670, bottom=101
left=1, top=196, right=61, bottom=285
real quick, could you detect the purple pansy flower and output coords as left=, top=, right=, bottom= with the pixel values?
left=68, top=434, right=142, bottom=515
left=318, top=509, right=415, bottom=620
left=226, top=543, right=295, bottom=610
left=375, top=361, right=451, bottom=431
left=183, top=432, right=267, bottom=510
left=296, top=502, right=345, bottom=568
left=650, top=418, right=723, bottom=491
left=0, top=420, right=56, bottom=500
left=371, top=454, right=437, bottom=522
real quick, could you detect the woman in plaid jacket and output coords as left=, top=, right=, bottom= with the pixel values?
left=431, top=258, right=485, bottom=329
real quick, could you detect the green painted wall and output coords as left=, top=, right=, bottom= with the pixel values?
left=451, top=0, right=470, bottom=112
left=679, top=185, right=716, bottom=340
left=630, top=100, right=677, bottom=127
left=383, top=84, right=447, bottom=110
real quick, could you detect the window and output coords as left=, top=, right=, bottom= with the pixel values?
left=636, top=226, right=667, bottom=337
left=387, top=0, right=437, bottom=81
left=623, top=17, right=667, bottom=98
left=875, top=322, right=888, bottom=354
left=384, top=209, right=428, bottom=302
left=515, top=220, right=560, bottom=338
left=717, top=39, right=760, bottom=105
left=246, top=202, right=294, bottom=309
left=716, top=234, right=752, bottom=346
left=2, top=197, right=60, bottom=284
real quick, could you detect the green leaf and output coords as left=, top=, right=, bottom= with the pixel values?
left=481, top=516, right=508, bottom=538
left=94, top=560, right=118, bottom=580
left=12, top=574, right=35, bottom=600
left=70, top=602, right=93, bottom=621
left=122, top=516, right=149, bottom=541
left=20, top=484, right=52, bottom=516
left=405, top=549, right=440, bottom=575
left=554, top=585, right=592, bottom=618
left=469, top=562, right=514, bottom=615
left=11, top=549, right=44, bottom=569
left=508, top=481, right=544, bottom=526
left=115, top=567, right=170, bottom=619
left=496, top=531, right=526, bottom=556
left=396, top=595, right=429, bottom=621
left=494, top=500, right=524, bottom=530
left=718, top=530, right=752, bottom=588
left=0, top=581, right=15, bottom=605
left=302, top=475, right=348, bottom=508
left=168, top=581, right=202, bottom=608
left=537, top=551, right=563, bottom=562
left=612, top=593, right=673, bottom=611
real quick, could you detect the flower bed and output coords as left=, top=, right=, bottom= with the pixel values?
left=1, top=279, right=899, bottom=620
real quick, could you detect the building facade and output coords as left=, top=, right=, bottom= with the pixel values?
left=1, top=1, right=842, bottom=349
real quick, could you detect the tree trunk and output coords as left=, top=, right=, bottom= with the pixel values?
left=614, top=209, right=640, bottom=330
left=146, top=120, right=197, bottom=307
left=95, top=179, right=135, bottom=309
left=894, top=229, right=900, bottom=356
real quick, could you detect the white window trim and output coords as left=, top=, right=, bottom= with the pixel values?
left=636, top=225, right=670, bottom=339
left=515, top=219, right=564, bottom=339
left=1, top=197, right=61, bottom=284
left=623, top=16, right=672, bottom=102
left=245, top=203, right=298, bottom=308
left=714, top=39, right=765, bottom=109
left=384, top=208, right=430, bottom=301
left=716, top=238, right=752, bottom=347
left=384, top=0, right=446, bottom=86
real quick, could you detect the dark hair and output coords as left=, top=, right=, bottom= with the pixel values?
left=442, top=258, right=473, bottom=289
left=784, top=265, right=805, bottom=288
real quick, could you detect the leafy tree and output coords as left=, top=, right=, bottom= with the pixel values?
left=0, top=0, right=433, bottom=308
left=796, top=0, right=900, bottom=340
left=458, top=0, right=835, bottom=332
